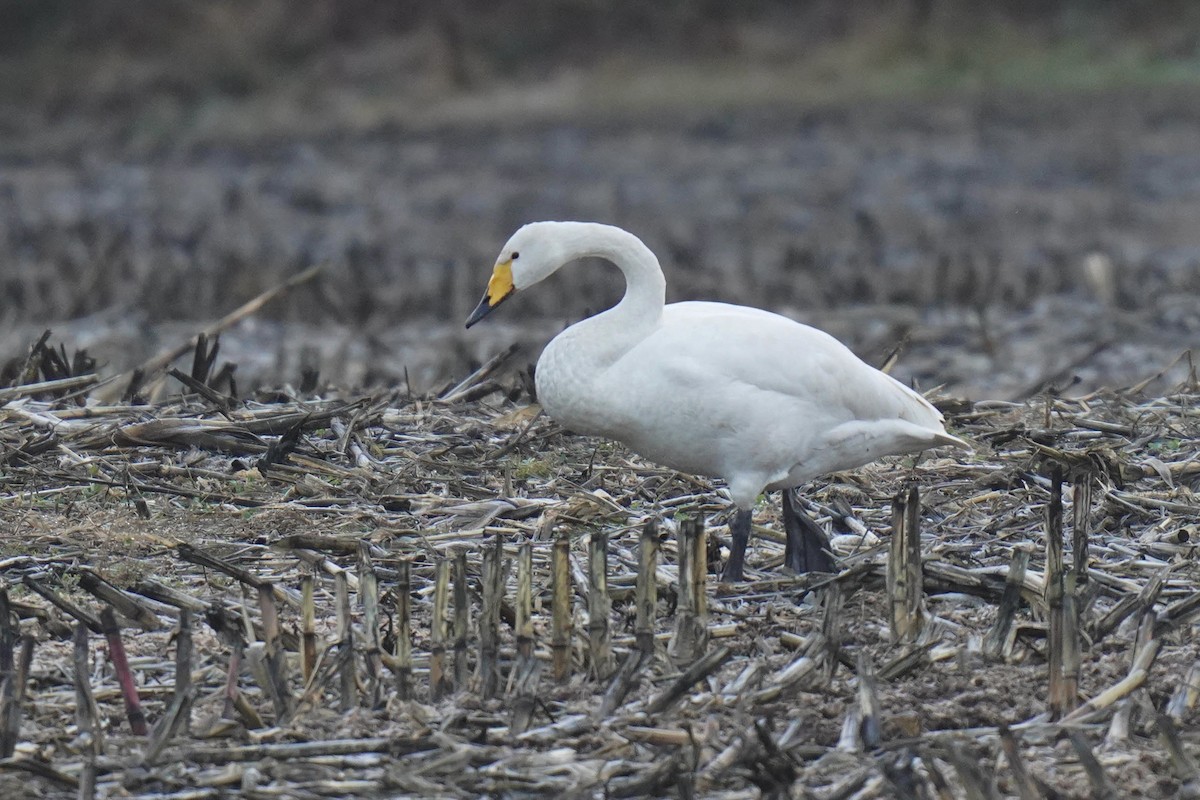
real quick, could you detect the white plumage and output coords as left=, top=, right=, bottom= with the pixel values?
left=467, top=221, right=967, bottom=580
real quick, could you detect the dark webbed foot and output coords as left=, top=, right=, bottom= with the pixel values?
left=720, top=508, right=753, bottom=582
left=782, top=489, right=837, bottom=573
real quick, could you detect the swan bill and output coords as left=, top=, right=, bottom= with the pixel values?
left=465, top=289, right=511, bottom=327
left=464, top=260, right=516, bottom=328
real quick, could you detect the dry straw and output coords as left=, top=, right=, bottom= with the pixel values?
left=0, top=335, right=1197, bottom=796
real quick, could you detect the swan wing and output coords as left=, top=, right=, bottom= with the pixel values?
left=651, top=301, right=950, bottom=431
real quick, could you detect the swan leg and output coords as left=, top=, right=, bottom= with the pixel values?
left=782, top=490, right=837, bottom=573
left=720, top=508, right=753, bottom=582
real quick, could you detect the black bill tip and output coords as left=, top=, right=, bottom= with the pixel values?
left=465, top=290, right=512, bottom=328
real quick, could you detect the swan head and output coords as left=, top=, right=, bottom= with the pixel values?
left=464, top=221, right=582, bottom=328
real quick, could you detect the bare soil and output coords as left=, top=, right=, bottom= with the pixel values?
left=2, top=89, right=1199, bottom=400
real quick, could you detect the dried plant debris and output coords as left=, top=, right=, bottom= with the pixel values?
left=0, top=367, right=1197, bottom=799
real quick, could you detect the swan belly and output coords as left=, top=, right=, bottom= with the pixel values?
left=540, top=352, right=813, bottom=485
left=613, top=398, right=952, bottom=503
left=616, top=396, right=748, bottom=480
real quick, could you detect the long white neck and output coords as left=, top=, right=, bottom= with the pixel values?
left=532, top=223, right=666, bottom=430
left=553, top=222, right=666, bottom=332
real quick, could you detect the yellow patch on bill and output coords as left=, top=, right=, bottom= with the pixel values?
left=487, top=260, right=514, bottom=305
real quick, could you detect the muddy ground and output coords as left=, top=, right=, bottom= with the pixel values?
left=2, top=88, right=1199, bottom=399
left=0, top=81, right=1199, bottom=798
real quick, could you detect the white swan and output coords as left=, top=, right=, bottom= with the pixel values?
left=466, top=221, right=967, bottom=581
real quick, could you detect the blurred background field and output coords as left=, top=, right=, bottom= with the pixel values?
left=1, top=0, right=1199, bottom=397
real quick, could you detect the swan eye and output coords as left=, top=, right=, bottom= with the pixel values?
left=510, top=252, right=520, bottom=260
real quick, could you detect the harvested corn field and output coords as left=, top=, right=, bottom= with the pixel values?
left=5, top=5, right=1200, bottom=797
left=0, top=334, right=1197, bottom=798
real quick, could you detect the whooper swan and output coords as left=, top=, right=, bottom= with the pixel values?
left=466, top=221, right=967, bottom=581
